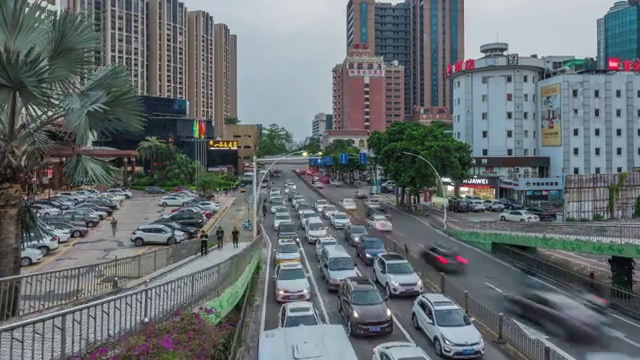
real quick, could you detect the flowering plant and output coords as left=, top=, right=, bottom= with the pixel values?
left=72, top=307, right=238, bottom=360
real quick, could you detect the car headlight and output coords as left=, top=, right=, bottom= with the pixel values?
left=478, top=337, right=484, bottom=345
left=278, top=290, right=284, bottom=295
left=417, top=279, right=423, bottom=287
left=365, top=253, right=372, bottom=257
left=352, top=310, right=359, bottom=318
left=442, top=337, right=453, bottom=346
left=391, top=281, right=399, bottom=287
left=303, top=287, right=310, bottom=293
left=386, top=308, right=392, bottom=318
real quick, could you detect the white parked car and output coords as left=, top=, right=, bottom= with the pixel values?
left=273, top=262, right=311, bottom=303
left=271, top=205, right=288, bottom=214
left=130, top=224, right=183, bottom=247
left=106, top=188, right=133, bottom=199
left=45, top=226, right=71, bottom=243
left=158, top=195, right=187, bottom=207
left=330, top=212, right=351, bottom=229
left=340, top=198, right=358, bottom=211
left=484, top=200, right=505, bottom=212
left=273, top=214, right=293, bottom=231
left=314, top=199, right=330, bottom=212
left=368, top=213, right=392, bottom=232
left=100, top=192, right=126, bottom=202
left=197, top=201, right=220, bottom=212
left=23, top=233, right=60, bottom=256
left=31, top=204, right=61, bottom=216
left=373, top=253, right=423, bottom=298
left=278, top=301, right=321, bottom=328
left=411, top=293, right=484, bottom=358
left=499, top=210, right=540, bottom=222
left=469, top=200, right=485, bottom=212
left=305, top=222, right=328, bottom=244
left=20, top=247, right=44, bottom=267
left=315, top=236, right=338, bottom=260
left=373, top=342, right=432, bottom=360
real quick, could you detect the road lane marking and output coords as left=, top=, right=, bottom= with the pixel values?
left=259, top=224, right=271, bottom=334
left=611, top=314, right=640, bottom=330
left=298, top=229, right=331, bottom=324
left=484, top=282, right=504, bottom=294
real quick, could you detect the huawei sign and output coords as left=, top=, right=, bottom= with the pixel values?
left=608, top=58, right=620, bottom=70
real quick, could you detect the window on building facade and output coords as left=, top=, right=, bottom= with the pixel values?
left=573, top=109, right=578, bottom=116
left=524, top=94, right=529, bottom=101
left=481, top=76, right=488, bottom=84
left=638, top=147, right=640, bottom=156
left=482, top=131, right=488, bottom=138
left=595, top=90, right=600, bottom=98
left=618, top=167, right=623, bottom=173
left=524, top=75, right=529, bottom=82
left=507, top=112, right=513, bottom=119
left=482, top=149, right=488, bottom=156
left=573, top=167, right=579, bottom=174
left=507, top=149, right=513, bottom=156
left=533, top=149, right=537, bottom=155
left=617, top=109, right=622, bottom=117
left=482, top=94, right=487, bottom=102
left=482, top=112, right=488, bottom=120
left=506, top=75, right=512, bottom=82
left=573, top=89, right=578, bottom=97
left=507, top=93, right=513, bottom=101
left=507, top=130, right=513, bottom=137
left=524, top=112, right=528, bottom=119
left=617, top=128, right=623, bottom=136
left=617, top=147, right=623, bottom=155
left=595, top=167, right=601, bottom=174
left=595, top=128, right=601, bottom=136
left=573, top=128, right=579, bottom=136
left=616, top=90, right=622, bottom=98
left=595, top=109, right=600, bottom=117
left=524, top=130, right=529, bottom=137
left=573, top=147, right=579, bottom=156
left=595, top=148, right=601, bottom=156
left=524, top=149, right=529, bottom=155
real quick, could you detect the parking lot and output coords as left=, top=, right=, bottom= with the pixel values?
left=24, top=192, right=174, bottom=273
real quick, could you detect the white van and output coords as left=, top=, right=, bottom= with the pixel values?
left=259, top=324, right=358, bottom=360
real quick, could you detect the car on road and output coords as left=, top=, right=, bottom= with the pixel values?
left=322, top=205, right=337, bottom=219
left=159, top=195, right=187, bottom=207
left=373, top=253, right=423, bottom=298
left=525, top=207, right=557, bottom=221
left=330, top=212, right=350, bottom=229
left=367, top=213, right=392, bottom=232
left=305, top=222, right=327, bottom=244
left=355, top=236, right=387, bottom=265
left=420, top=244, right=467, bottom=273
left=411, top=293, right=485, bottom=358
left=314, top=199, right=330, bottom=212
left=340, top=198, right=358, bottom=210
left=365, top=197, right=383, bottom=210
left=297, top=208, right=315, bottom=220
left=130, top=224, right=184, bottom=247
left=338, top=277, right=393, bottom=336
left=278, top=301, right=321, bottom=328
left=145, top=186, right=167, bottom=194
left=355, top=190, right=368, bottom=199
left=483, top=199, right=505, bottom=212
left=271, top=205, right=288, bottom=214
left=302, top=216, right=323, bottom=231
left=273, top=214, right=292, bottom=231
left=315, top=236, right=338, bottom=260
left=273, top=262, right=310, bottom=302
left=319, top=245, right=358, bottom=291
left=291, top=196, right=306, bottom=207
left=372, top=342, right=432, bottom=360
left=499, top=198, right=524, bottom=210
left=274, top=241, right=302, bottom=265
left=344, top=224, right=368, bottom=246
left=106, top=188, right=133, bottom=199
left=499, top=210, right=540, bottom=222
left=294, top=200, right=309, bottom=211
left=277, top=223, right=299, bottom=243
left=20, top=246, right=44, bottom=267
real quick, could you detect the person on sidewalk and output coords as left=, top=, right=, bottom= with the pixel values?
left=110, top=217, right=118, bottom=237
left=200, top=230, right=209, bottom=256
left=262, top=201, right=267, bottom=217
left=216, top=226, right=225, bottom=248
left=232, top=226, right=240, bottom=248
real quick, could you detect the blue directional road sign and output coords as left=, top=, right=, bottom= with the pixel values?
left=359, top=152, right=367, bottom=165
left=322, top=156, right=334, bottom=166
left=339, top=153, right=349, bottom=164
left=309, top=157, right=321, bottom=166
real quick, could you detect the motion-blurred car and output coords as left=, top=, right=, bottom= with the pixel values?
left=274, top=241, right=302, bottom=265
left=340, top=198, right=358, bottom=211
left=344, top=224, right=368, bottom=246
left=420, top=244, right=467, bottom=273
left=367, top=213, right=392, bottom=232
left=525, top=207, right=557, bottom=221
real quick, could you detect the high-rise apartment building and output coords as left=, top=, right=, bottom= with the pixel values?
left=598, top=1, right=640, bottom=70
left=312, top=113, right=331, bottom=137
left=409, top=0, right=464, bottom=116
left=375, top=2, right=411, bottom=117
left=384, top=61, right=405, bottom=127
left=71, top=0, right=147, bottom=94
left=186, top=10, right=215, bottom=120
left=213, top=23, right=238, bottom=138
left=147, top=0, right=187, bottom=99
left=346, top=0, right=376, bottom=51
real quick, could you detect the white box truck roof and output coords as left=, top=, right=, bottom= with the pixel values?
left=259, top=324, right=358, bottom=360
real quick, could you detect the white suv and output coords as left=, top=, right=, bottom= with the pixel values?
left=411, top=293, right=484, bottom=359
left=373, top=253, right=423, bottom=298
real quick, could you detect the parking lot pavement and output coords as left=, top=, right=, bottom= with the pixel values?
left=25, top=193, right=176, bottom=273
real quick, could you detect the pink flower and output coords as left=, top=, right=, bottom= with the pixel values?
left=158, top=335, right=173, bottom=350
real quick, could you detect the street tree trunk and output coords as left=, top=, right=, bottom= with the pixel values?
left=0, top=181, right=24, bottom=321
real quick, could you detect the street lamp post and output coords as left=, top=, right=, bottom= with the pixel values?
left=252, top=150, right=308, bottom=239
left=402, top=151, right=448, bottom=230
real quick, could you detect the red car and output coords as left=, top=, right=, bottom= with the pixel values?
left=172, top=186, right=188, bottom=192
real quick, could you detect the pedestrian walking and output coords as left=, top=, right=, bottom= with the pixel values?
left=216, top=226, right=225, bottom=249
left=200, top=230, right=209, bottom=256
left=232, top=226, right=240, bottom=248
left=262, top=201, right=268, bottom=217
left=110, top=217, right=118, bottom=237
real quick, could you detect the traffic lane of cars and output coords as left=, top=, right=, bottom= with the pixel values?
left=316, top=182, right=640, bottom=356
left=291, top=179, right=511, bottom=360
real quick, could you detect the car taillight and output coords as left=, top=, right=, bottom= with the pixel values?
left=436, top=255, right=449, bottom=264
left=50, top=237, right=57, bottom=242
left=455, top=255, right=468, bottom=264
left=131, top=231, right=137, bottom=234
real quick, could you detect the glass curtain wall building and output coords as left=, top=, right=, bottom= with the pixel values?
left=599, top=1, right=640, bottom=68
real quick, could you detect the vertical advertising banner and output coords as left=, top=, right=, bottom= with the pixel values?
left=360, top=2, right=368, bottom=44
left=540, top=84, right=562, bottom=147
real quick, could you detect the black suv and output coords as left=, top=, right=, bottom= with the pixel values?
left=525, top=207, right=557, bottom=221
left=156, top=212, right=205, bottom=228
left=448, top=199, right=472, bottom=213
left=337, top=277, right=393, bottom=336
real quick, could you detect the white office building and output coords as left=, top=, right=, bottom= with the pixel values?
left=312, top=113, right=329, bottom=137
left=538, top=73, right=640, bottom=177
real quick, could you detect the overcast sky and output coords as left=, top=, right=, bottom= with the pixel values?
left=187, top=0, right=611, bottom=141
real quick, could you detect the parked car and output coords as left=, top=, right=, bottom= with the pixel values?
left=158, top=195, right=187, bottom=207
left=499, top=198, right=524, bottom=210
left=60, top=210, right=100, bottom=227
left=20, top=247, right=44, bottom=267
left=156, top=212, right=206, bottom=228
left=22, top=233, right=60, bottom=256
left=106, top=188, right=133, bottom=199
left=525, top=207, right=557, bottom=221
left=47, top=221, right=88, bottom=238
left=159, top=221, right=199, bottom=238
left=483, top=200, right=505, bottom=212
left=448, top=199, right=472, bottom=213
left=74, top=203, right=113, bottom=217
left=145, top=186, right=167, bottom=194
left=468, top=200, right=486, bottom=212
left=130, top=224, right=183, bottom=247
left=499, top=210, right=540, bottom=222
left=31, top=204, right=61, bottom=216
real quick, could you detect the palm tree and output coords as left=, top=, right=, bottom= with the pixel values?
left=0, top=0, right=145, bottom=320
left=137, top=136, right=168, bottom=176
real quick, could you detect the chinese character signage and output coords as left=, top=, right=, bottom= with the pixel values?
left=207, top=140, right=238, bottom=150
left=540, top=84, right=562, bottom=147
left=445, top=59, right=475, bottom=77
left=348, top=69, right=385, bottom=77
left=192, top=120, right=207, bottom=139
left=607, top=58, right=640, bottom=71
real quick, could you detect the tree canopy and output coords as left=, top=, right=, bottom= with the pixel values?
left=368, top=122, right=472, bottom=199
left=255, top=124, right=293, bottom=157
left=298, top=136, right=322, bottom=155
left=224, top=116, right=240, bottom=125
left=321, top=139, right=366, bottom=177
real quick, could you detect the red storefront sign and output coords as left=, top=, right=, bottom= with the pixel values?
left=446, top=58, right=476, bottom=77
left=608, top=57, right=640, bottom=71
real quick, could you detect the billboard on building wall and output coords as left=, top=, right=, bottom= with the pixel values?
left=540, top=84, right=561, bottom=147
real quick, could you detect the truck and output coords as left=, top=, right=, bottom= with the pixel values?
left=258, top=324, right=358, bottom=360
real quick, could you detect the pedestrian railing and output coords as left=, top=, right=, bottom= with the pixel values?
left=0, top=238, right=261, bottom=360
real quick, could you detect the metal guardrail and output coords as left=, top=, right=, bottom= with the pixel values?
left=0, top=203, right=233, bottom=320
left=296, top=173, right=571, bottom=360
left=0, top=238, right=261, bottom=360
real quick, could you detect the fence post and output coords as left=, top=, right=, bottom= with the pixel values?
left=137, top=254, right=142, bottom=277
left=143, top=281, right=151, bottom=323
left=153, top=250, right=158, bottom=270
left=439, top=272, right=445, bottom=293
left=496, top=313, right=505, bottom=344
left=463, top=291, right=469, bottom=314
left=60, top=313, right=68, bottom=358
left=543, top=345, right=551, bottom=360
left=190, top=274, right=197, bottom=305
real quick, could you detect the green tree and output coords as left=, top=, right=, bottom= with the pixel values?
left=368, top=122, right=472, bottom=205
left=323, top=140, right=365, bottom=181
left=299, top=136, right=322, bottom=155
left=256, top=124, right=293, bottom=157
left=137, top=136, right=168, bottom=176
left=0, top=0, right=145, bottom=320
left=195, top=173, right=222, bottom=196
left=155, top=148, right=199, bottom=185
left=224, top=116, right=240, bottom=125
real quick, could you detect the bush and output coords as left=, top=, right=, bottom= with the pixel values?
left=73, top=307, right=237, bottom=360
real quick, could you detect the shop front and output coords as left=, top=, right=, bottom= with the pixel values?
left=458, top=177, right=499, bottom=199
left=498, top=177, right=564, bottom=206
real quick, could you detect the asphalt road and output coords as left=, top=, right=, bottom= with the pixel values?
left=260, top=175, right=511, bottom=360
left=297, top=175, right=640, bottom=359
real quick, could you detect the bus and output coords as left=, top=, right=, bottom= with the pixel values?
left=258, top=324, right=358, bottom=360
